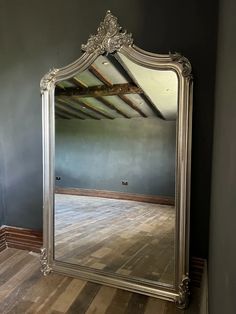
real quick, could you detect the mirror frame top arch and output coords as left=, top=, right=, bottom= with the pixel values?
left=40, top=10, right=193, bottom=309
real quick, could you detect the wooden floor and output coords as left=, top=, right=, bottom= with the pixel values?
left=0, top=248, right=200, bottom=314
left=55, top=194, right=175, bottom=286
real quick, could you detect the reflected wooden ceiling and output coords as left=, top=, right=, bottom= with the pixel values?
left=55, top=55, right=165, bottom=121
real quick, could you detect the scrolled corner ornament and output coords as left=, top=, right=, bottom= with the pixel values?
left=40, top=248, right=52, bottom=276
left=40, top=68, right=59, bottom=94
left=170, top=52, right=192, bottom=78
left=81, top=10, right=133, bottom=55
left=175, top=276, right=190, bottom=309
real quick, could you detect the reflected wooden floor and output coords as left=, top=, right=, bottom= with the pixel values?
left=55, top=194, right=175, bottom=286
left=0, top=248, right=200, bottom=314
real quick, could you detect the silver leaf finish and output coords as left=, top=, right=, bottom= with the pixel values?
left=176, top=276, right=190, bottom=309
left=81, top=10, right=133, bottom=54
left=170, top=52, right=192, bottom=77
left=40, top=248, right=52, bottom=276
left=40, top=68, right=59, bottom=93
left=41, top=10, right=193, bottom=308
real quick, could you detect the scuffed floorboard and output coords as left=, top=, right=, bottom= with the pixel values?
left=0, top=248, right=201, bottom=313
left=55, top=194, right=175, bottom=286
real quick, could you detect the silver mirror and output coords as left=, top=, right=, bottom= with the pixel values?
left=40, top=10, right=193, bottom=309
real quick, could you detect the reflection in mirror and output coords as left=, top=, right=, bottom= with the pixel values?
left=54, top=54, right=178, bottom=287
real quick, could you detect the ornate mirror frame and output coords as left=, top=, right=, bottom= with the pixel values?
left=40, top=11, right=193, bottom=309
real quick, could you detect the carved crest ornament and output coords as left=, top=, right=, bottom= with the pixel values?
left=81, top=10, right=133, bottom=54
left=40, top=11, right=191, bottom=93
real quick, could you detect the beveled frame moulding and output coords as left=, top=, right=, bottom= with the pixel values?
left=40, top=10, right=193, bottom=309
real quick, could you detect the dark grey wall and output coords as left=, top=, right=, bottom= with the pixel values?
left=0, top=136, right=4, bottom=225
left=208, top=0, right=236, bottom=313
left=55, top=118, right=176, bottom=197
left=0, top=152, right=5, bottom=226
left=0, top=0, right=218, bottom=257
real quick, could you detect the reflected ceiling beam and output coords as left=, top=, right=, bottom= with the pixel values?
left=56, top=97, right=100, bottom=120
left=139, top=94, right=165, bottom=120
left=119, top=95, right=147, bottom=118
left=55, top=112, right=70, bottom=120
left=56, top=83, right=66, bottom=90
left=72, top=98, right=115, bottom=120
left=66, top=75, right=130, bottom=119
left=69, top=77, right=87, bottom=88
left=89, top=65, right=113, bottom=86
left=55, top=102, right=85, bottom=120
left=107, top=55, right=133, bottom=82
left=55, top=106, right=84, bottom=120
left=55, top=83, right=142, bottom=98
left=89, top=65, right=147, bottom=118
left=111, top=56, right=165, bottom=120
left=97, top=97, right=130, bottom=119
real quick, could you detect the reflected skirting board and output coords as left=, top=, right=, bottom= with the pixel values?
left=0, top=225, right=42, bottom=253
left=55, top=187, right=175, bottom=206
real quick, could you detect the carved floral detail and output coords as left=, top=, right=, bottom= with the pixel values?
left=81, top=10, right=133, bottom=54
left=40, top=68, right=59, bottom=93
left=170, top=52, right=192, bottom=77
left=176, top=275, right=190, bottom=309
left=40, top=248, right=52, bottom=276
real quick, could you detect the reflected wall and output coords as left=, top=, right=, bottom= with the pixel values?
left=53, top=52, right=178, bottom=287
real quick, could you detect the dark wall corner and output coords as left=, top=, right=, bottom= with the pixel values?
left=208, top=0, right=236, bottom=313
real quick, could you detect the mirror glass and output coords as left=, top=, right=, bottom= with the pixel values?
left=54, top=53, right=178, bottom=287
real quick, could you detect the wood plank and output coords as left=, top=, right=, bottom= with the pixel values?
left=97, top=96, right=130, bottom=118
left=86, top=285, right=117, bottom=314
left=0, top=253, right=35, bottom=286
left=23, top=273, right=66, bottom=303
left=69, top=77, right=87, bottom=88
left=55, top=103, right=85, bottom=120
left=0, top=248, right=202, bottom=313
left=110, top=55, right=165, bottom=119
left=119, top=94, right=147, bottom=118
left=56, top=97, right=101, bottom=120
left=55, top=187, right=175, bottom=206
left=89, top=65, right=114, bottom=86
left=0, top=249, right=23, bottom=276
left=55, top=83, right=142, bottom=97
left=0, top=226, right=42, bottom=253
left=66, top=282, right=101, bottom=314
left=54, top=194, right=175, bottom=285
left=0, top=255, right=39, bottom=302
left=164, top=301, right=183, bottom=314
left=124, top=293, right=148, bottom=314
left=89, top=65, right=148, bottom=118
left=10, top=301, right=35, bottom=314
left=0, top=266, right=41, bottom=313
left=139, top=94, right=165, bottom=120
left=34, top=277, right=72, bottom=314
left=105, top=289, right=132, bottom=314
left=190, top=257, right=205, bottom=288
left=4, top=226, right=42, bottom=237
left=72, top=98, right=115, bottom=119
left=0, top=227, right=6, bottom=252
left=50, top=278, right=86, bottom=313
left=55, top=112, right=71, bottom=120
left=144, top=297, right=166, bottom=314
